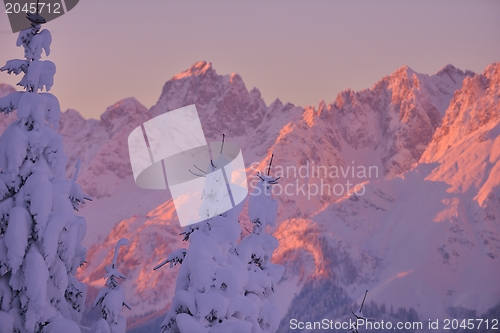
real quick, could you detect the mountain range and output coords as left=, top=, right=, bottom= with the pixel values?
left=0, top=60, right=498, bottom=332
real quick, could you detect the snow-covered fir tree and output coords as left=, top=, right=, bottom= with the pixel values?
left=237, top=155, right=284, bottom=333
left=90, top=238, right=130, bottom=333
left=156, top=150, right=283, bottom=333
left=0, top=13, right=89, bottom=333
left=190, top=134, right=232, bottom=221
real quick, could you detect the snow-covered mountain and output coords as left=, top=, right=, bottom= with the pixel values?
left=1, top=61, right=498, bottom=332
left=247, top=64, right=473, bottom=221
left=274, top=62, right=500, bottom=330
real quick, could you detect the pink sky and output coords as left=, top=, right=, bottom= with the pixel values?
left=1, top=0, right=499, bottom=119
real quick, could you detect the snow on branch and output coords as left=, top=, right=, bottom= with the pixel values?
left=0, top=59, right=28, bottom=75
left=18, top=60, right=56, bottom=92
left=91, top=239, right=130, bottom=333
left=0, top=91, right=24, bottom=114
left=153, top=248, right=187, bottom=270
left=104, top=238, right=129, bottom=286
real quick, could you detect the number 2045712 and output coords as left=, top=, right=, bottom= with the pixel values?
left=443, top=318, right=498, bottom=330
left=5, top=2, right=61, bottom=14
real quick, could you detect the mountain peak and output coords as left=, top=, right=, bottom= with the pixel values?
left=483, top=61, right=500, bottom=83
left=100, top=97, right=149, bottom=135
left=372, top=65, right=419, bottom=91
left=393, top=65, right=416, bottom=77
left=172, top=61, right=215, bottom=80
left=437, top=63, right=459, bottom=74
left=101, top=97, right=145, bottom=120
left=436, top=63, right=471, bottom=79
left=422, top=62, right=500, bottom=163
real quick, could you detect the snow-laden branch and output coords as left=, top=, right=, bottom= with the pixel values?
left=153, top=248, right=187, bottom=270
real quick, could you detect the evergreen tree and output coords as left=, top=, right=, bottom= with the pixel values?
left=237, top=155, right=284, bottom=333
left=156, top=152, right=283, bottom=333
left=90, top=238, right=130, bottom=333
left=0, top=13, right=89, bottom=333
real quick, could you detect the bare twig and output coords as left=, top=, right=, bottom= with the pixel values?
left=189, top=169, right=206, bottom=177
left=220, top=133, right=225, bottom=153
left=268, top=177, right=281, bottom=184
left=193, top=164, right=207, bottom=174
left=267, top=154, right=274, bottom=175
left=360, top=289, right=368, bottom=313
